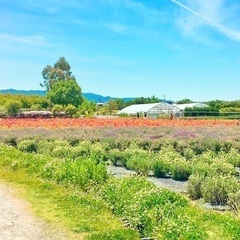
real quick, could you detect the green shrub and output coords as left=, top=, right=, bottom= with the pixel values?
left=98, top=176, right=189, bottom=237
left=221, top=148, right=240, bottom=167
left=126, top=151, right=154, bottom=175
left=37, top=140, right=56, bottom=154
left=228, top=191, right=240, bottom=215
left=201, top=175, right=239, bottom=204
left=5, top=100, right=22, bottom=117
left=42, top=158, right=108, bottom=189
left=170, top=159, right=192, bottom=181
left=30, top=104, right=42, bottom=111
left=52, top=104, right=64, bottom=116
left=65, top=104, right=77, bottom=117
left=152, top=158, right=170, bottom=178
left=107, top=149, right=124, bottom=166
left=187, top=174, right=205, bottom=200
left=90, top=143, right=108, bottom=162
left=18, top=139, right=38, bottom=153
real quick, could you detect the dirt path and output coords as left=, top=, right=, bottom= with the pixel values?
left=0, top=182, right=69, bottom=240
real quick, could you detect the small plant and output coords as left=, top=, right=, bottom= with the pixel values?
left=187, top=174, right=205, bottom=200
left=52, top=104, right=64, bottom=117
left=228, top=191, right=240, bottom=215
left=18, top=139, right=38, bottom=153
left=152, top=158, right=170, bottom=178
left=65, top=104, right=77, bottom=117
left=170, top=159, right=192, bottom=181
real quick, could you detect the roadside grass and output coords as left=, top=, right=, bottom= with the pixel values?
left=0, top=168, right=138, bottom=240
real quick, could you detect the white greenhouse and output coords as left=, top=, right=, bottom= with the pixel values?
left=117, top=102, right=180, bottom=117
left=172, top=102, right=209, bottom=111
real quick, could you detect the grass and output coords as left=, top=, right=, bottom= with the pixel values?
left=0, top=168, right=137, bottom=240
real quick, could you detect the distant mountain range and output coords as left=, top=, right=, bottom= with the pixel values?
left=0, top=89, right=136, bottom=103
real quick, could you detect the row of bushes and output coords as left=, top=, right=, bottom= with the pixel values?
left=0, top=101, right=82, bottom=118
left=13, top=139, right=240, bottom=210
left=1, top=144, right=240, bottom=239
left=0, top=145, right=212, bottom=239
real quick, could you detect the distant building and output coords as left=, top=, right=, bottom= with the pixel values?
left=117, top=102, right=179, bottom=117
left=172, top=102, right=209, bottom=111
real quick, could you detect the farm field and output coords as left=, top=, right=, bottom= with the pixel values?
left=0, top=117, right=239, bottom=129
left=0, top=118, right=240, bottom=239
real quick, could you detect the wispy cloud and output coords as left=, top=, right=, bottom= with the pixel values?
left=103, top=23, right=129, bottom=34
left=0, top=34, right=50, bottom=46
left=172, top=0, right=240, bottom=42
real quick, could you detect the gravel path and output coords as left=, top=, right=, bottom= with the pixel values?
left=0, top=182, right=69, bottom=240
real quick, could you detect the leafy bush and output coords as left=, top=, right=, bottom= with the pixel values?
left=201, top=175, right=239, bottom=204
left=228, top=191, right=240, bottom=215
left=18, top=139, right=38, bottom=153
left=170, top=159, right=192, bottom=181
left=107, top=149, right=125, bottom=166
left=152, top=157, right=171, bottom=178
left=65, top=104, right=77, bottom=117
left=97, top=176, right=208, bottom=238
left=126, top=151, right=154, bottom=175
left=187, top=174, right=205, bottom=200
left=42, top=158, right=108, bottom=189
left=5, top=100, right=22, bottom=116
left=52, top=104, right=64, bottom=116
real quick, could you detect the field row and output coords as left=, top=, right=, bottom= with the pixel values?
left=0, top=117, right=239, bottom=129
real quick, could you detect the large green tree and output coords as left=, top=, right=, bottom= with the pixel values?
left=41, top=57, right=83, bottom=108
left=47, top=79, right=83, bottom=107
left=41, top=57, right=76, bottom=91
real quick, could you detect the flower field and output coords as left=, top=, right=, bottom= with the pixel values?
left=0, top=117, right=240, bottom=239
left=0, top=117, right=239, bottom=129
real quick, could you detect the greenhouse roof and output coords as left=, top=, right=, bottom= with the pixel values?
left=117, top=102, right=179, bottom=115
left=173, top=103, right=209, bottom=110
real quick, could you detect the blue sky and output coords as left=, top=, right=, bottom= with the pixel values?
left=0, top=0, right=240, bottom=101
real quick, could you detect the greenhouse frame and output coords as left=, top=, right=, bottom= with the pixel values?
left=117, top=102, right=180, bottom=117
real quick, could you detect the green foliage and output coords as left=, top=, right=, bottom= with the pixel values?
left=42, top=158, right=108, bottom=189
left=187, top=174, right=205, bottom=200
left=51, top=104, right=64, bottom=116
left=47, top=79, right=83, bottom=107
left=170, top=158, right=192, bottom=180
left=5, top=100, right=22, bottom=116
left=152, top=158, right=171, bottom=178
left=17, top=139, right=38, bottom=153
left=78, top=100, right=96, bottom=117
left=228, top=191, right=240, bottom=215
left=87, top=229, right=139, bottom=240
left=30, top=104, right=42, bottom=111
left=176, top=98, right=193, bottom=104
left=126, top=151, right=154, bottom=175
left=41, top=57, right=75, bottom=91
left=201, top=175, right=239, bottom=204
left=65, top=104, right=77, bottom=117
left=0, top=94, right=49, bottom=111
left=97, top=176, right=206, bottom=238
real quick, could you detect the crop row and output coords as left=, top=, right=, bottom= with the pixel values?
left=1, top=144, right=240, bottom=239
left=0, top=118, right=239, bottom=129
left=7, top=138, right=239, bottom=207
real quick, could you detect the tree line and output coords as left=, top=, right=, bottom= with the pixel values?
left=1, top=57, right=240, bottom=117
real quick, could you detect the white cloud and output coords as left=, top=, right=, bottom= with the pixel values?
left=0, top=34, right=51, bottom=46
left=172, top=0, right=240, bottom=42
left=103, top=23, right=129, bottom=34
